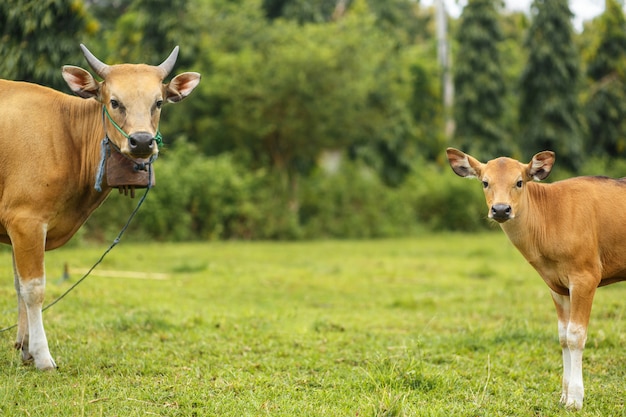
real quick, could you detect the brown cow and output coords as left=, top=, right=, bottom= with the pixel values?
left=0, top=45, right=200, bottom=370
left=446, top=147, right=626, bottom=410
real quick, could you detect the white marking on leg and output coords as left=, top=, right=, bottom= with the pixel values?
left=557, top=319, right=570, bottom=405
left=20, top=277, right=56, bottom=370
left=551, top=291, right=572, bottom=406
left=12, top=254, right=30, bottom=360
left=565, top=322, right=586, bottom=410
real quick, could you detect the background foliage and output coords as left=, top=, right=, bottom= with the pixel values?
left=519, top=0, right=583, bottom=170
left=453, top=0, right=509, bottom=157
left=583, top=0, right=626, bottom=157
left=3, top=0, right=626, bottom=240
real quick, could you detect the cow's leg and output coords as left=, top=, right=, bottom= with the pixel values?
left=10, top=223, right=56, bottom=370
left=550, top=291, right=571, bottom=406
left=13, top=255, right=32, bottom=363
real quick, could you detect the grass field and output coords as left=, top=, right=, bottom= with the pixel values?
left=0, top=233, right=624, bottom=416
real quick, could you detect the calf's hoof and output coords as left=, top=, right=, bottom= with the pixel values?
left=564, top=398, right=583, bottom=411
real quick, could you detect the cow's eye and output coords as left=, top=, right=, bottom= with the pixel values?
left=482, top=181, right=489, bottom=189
left=516, top=180, right=523, bottom=188
left=156, top=100, right=163, bottom=109
left=110, top=99, right=120, bottom=110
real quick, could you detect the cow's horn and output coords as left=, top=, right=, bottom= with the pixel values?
left=158, top=46, right=179, bottom=77
left=80, top=44, right=110, bottom=78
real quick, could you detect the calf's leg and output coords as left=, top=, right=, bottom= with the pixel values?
left=551, top=284, right=596, bottom=411
left=550, top=291, right=571, bottom=406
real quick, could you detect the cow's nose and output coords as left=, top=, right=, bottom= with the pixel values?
left=128, top=132, right=155, bottom=156
left=491, top=204, right=512, bottom=222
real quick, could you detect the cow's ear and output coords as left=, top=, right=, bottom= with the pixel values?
left=528, top=151, right=555, bottom=181
left=446, top=148, right=483, bottom=179
left=165, top=72, right=201, bottom=103
left=62, top=66, right=101, bottom=99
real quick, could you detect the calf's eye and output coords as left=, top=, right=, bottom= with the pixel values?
left=482, top=181, right=489, bottom=189
left=516, top=180, right=523, bottom=188
left=110, top=99, right=119, bottom=109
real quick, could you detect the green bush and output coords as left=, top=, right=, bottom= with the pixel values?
left=299, top=162, right=420, bottom=239
left=406, top=163, right=490, bottom=232
left=83, top=147, right=491, bottom=242
left=578, top=155, right=626, bottom=179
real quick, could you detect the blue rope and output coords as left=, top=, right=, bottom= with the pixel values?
left=1, top=106, right=160, bottom=333
left=94, top=137, right=109, bottom=192
left=0, top=166, right=153, bottom=333
left=43, top=171, right=152, bottom=312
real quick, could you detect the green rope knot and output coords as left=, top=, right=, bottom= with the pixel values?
left=103, top=106, right=163, bottom=147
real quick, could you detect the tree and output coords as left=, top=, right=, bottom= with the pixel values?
left=583, top=0, right=626, bottom=157
left=263, top=0, right=430, bottom=43
left=103, top=0, right=198, bottom=68
left=0, top=0, right=98, bottom=92
left=263, top=0, right=338, bottom=23
left=84, top=0, right=128, bottom=32
left=499, top=10, right=530, bottom=155
left=519, top=0, right=583, bottom=169
left=198, top=0, right=420, bottom=205
left=453, top=0, right=509, bottom=157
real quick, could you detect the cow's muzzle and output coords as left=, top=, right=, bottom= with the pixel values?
left=128, top=132, right=156, bottom=158
left=490, top=204, right=512, bottom=223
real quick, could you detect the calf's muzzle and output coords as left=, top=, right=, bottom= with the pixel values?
left=491, top=203, right=512, bottom=222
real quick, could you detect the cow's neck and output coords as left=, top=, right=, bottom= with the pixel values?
left=499, top=182, right=549, bottom=260
left=38, top=97, right=113, bottom=250
left=67, top=98, right=112, bottom=193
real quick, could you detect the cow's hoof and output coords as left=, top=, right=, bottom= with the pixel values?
left=21, top=350, right=33, bottom=363
left=34, top=356, right=57, bottom=371
left=15, top=342, right=34, bottom=364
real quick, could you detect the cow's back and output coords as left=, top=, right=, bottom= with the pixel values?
left=517, top=177, right=626, bottom=287
left=576, top=177, right=626, bottom=282
left=0, top=80, right=78, bottom=176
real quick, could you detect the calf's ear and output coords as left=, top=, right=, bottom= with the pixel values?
left=62, top=66, right=101, bottom=99
left=446, top=148, right=483, bottom=179
left=528, top=151, right=555, bottom=181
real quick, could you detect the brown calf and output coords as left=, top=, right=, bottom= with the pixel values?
left=446, top=147, right=626, bottom=410
left=0, top=45, right=200, bottom=370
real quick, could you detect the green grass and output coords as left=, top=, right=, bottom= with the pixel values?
left=0, top=233, right=625, bottom=416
